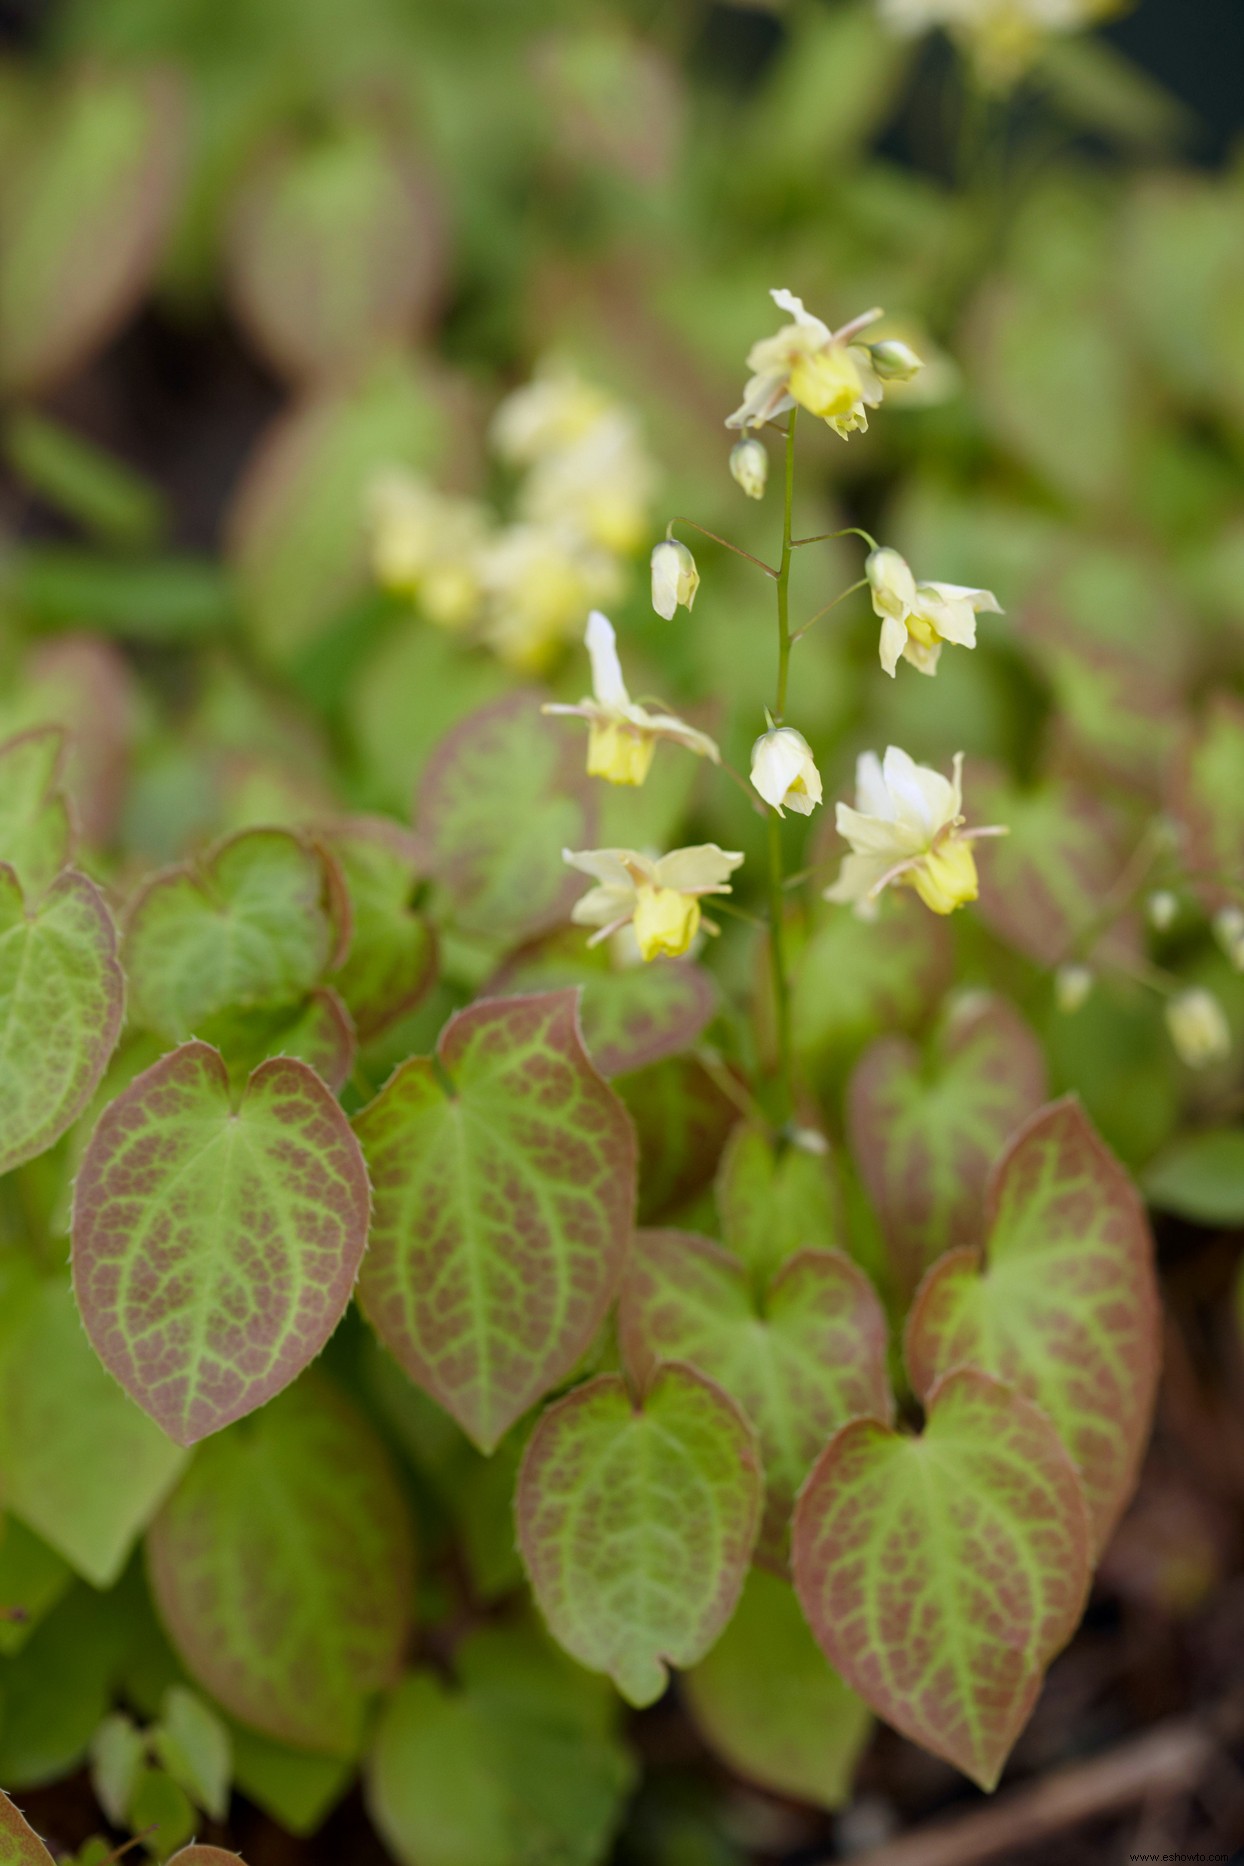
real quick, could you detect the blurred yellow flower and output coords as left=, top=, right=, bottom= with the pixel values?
left=563, top=843, right=744, bottom=961
left=366, top=470, right=490, bottom=629
left=1165, top=988, right=1231, bottom=1070
left=543, top=611, right=720, bottom=786
left=651, top=539, right=700, bottom=619
left=490, top=362, right=616, bottom=465
left=825, top=746, right=1005, bottom=917
left=726, top=289, right=920, bottom=439
left=519, top=410, right=656, bottom=556
left=481, top=524, right=618, bottom=671
left=866, top=546, right=1001, bottom=677
left=750, top=726, right=822, bottom=817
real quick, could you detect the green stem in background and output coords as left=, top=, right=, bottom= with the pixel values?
left=765, top=410, right=798, bottom=1126
left=774, top=411, right=796, bottom=722
left=790, top=525, right=878, bottom=551
left=667, top=516, right=776, bottom=578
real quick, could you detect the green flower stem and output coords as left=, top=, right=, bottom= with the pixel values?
left=789, top=525, right=878, bottom=551
left=774, top=412, right=796, bottom=723
left=766, top=410, right=798, bottom=1124
left=791, top=577, right=869, bottom=645
left=667, top=516, right=776, bottom=578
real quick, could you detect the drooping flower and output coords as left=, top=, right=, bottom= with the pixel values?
left=866, top=547, right=1001, bottom=677
left=563, top=843, right=744, bottom=962
left=1165, top=987, right=1231, bottom=1069
left=729, top=436, right=769, bottom=499
left=650, top=539, right=700, bottom=620
left=480, top=524, right=618, bottom=671
left=750, top=726, right=822, bottom=817
left=726, top=289, right=921, bottom=440
left=875, top=0, right=1127, bottom=89
left=366, top=470, right=490, bottom=630
left=519, top=410, right=656, bottom=556
left=824, top=746, right=1005, bottom=917
left=543, top=611, right=720, bottom=787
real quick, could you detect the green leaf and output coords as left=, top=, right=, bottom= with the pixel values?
left=146, top=1373, right=414, bottom=1756
left=1173, top=697, right=1244, bottom=913
left=792, top=1368, right=1093, bottom=1792
left=417, top=693, right=597, bottom=946
left=0, top=1789, right=54, bottom=1864
left=618, top=1056, right=740, bottom=1224
left=715, top=1124, right=843, bottom=1286
left=0, top=636, right=137, bottom=847
left=90, top=1712, right=146, bottom=1826
left=122, top=829, right=340, bottom=1043
left=73, top=1042, right=370, bottom=1445
left=0, top=66, right=185, bottom=395
left=202, top=986, right=357, bottom=1093
left=0, top=1275, right=186, bottom=1587
left=516, top=1364, right=762, bottom=1706
left=906, top=1098, right=1160, bottom=1553
left=1121, top=173, right=1244, bottom=404
left=971, top=775, right=1131, bottom=966
left=0, top=729, right=73, bottom=899
left=366, top=1626, right=635, bottom=1866
left=2, top=411, right=165, bottom=551
left=347, top=624, right=509, bottom=813
left=1143, top=1128, right=1244, bottom=1225
left=848, top=993, right=1047, bottom=1295
left=7, top=549, right=233, bottom=643
left=619, top=1230, right=892, bottom=1560
left=0, top=866, right=124, bottom=1175
left=323, top=818, right=437, bottom=1041
left=0, top=1585, right=127, bottom=1788
left=683, top=1568, right=871, bottom=1811
left=128, top=1768, right=195, bottom=1860
left=228, top=1724, right=352, bottom=1836
left=355, top=991, right=636, bottom=1453
left=792, top=898, right=953, bottom=1064
left=152, top=1687, right=232, bottom=1821
left=0, top=1522, right=73, bottom=1656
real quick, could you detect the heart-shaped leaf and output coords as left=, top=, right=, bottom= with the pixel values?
left=146, top=1373, right=414, bottom=1756
left=619, top=1230, right=892, bottom=1559
left=416, top=693, right=596, bottom=946
left=905, top=1097, right=1161, bottom=1552
left=970, top=775, right=1131, bottom=967
left=516, top=1364, right=762, bottom=1706
left=0, top=864, right=124, bottom=1175
left=0, top=1787, right=54, bottom=1863
left=848, top=993, right=1048, bottom=1295
left=683, top=1568, right=871, bottom=1812
left=1171, top=696, right=1244, bottom=912
left=0, top=727, right=72, bottom=898
left=792, top=1367, right=1093, bottom=1791
left=792, top=896, right=953, bottom=1063
left=323, top=817, right=436, bottom=1041
left=355, top=991, right=635, bottom=1453
left=123, top=828, right=340, bottom=1043
left=716, top=1123, right=844, bottom=1285
left=72, top=1042, right=370, bottom=1445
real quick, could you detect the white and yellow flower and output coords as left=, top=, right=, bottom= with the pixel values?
left=366, top=470, right=490, bottom=630
left=824, top=746, right=1005, bottom=917
left=650, top=539, right=700, bottom=620
left=726, top=289, right=920, bottom=440
left=750, top=726, right=822, bottom=817
left=564, top=843, right=744, bottom=962
left=876, top=0, right=1127, bottom=88
left=1165, top=987, right=1231, bottom=1070
left=480, top=524, right=618, bottom=672
left=729, top=436, right=769, bottom=499
left=543, top=611, right=720, bottom=787
left=490, top=362, right=616, bottom=465
left=866, top=547, right=1001, bottom=677
left=519, top=410, right=656, bottom=557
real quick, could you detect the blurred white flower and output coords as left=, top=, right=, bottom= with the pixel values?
left=543, top=611, right=719, bottom=786
left=1146, top=890, right=1179, bottom=932
left=825, top=746, right=1005, bottom=917
left=750, top=727, right=822, bottom=817
left=564, top=843, right=745, bottom=961
left=1212, top=905, right=1244, bottom=971
left=876, top=0, right=1126, bottom=87
left=491, top=362, right=615, bottom=465
left=650, top=539, right=700, bottom=619
left=867, top=546, right=1001, bottom=678
left=1165, top=988, right=1231, bottom=1070
left=1055, top=964, right=1094, bottom=1013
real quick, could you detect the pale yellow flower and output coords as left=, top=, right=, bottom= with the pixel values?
left=825, top=746, right=1005, bottom=917
left=867, top=547, right=1001, bottom=678
left=729, top=437, right=769, bottom=500
left=564, top=843, right=744, bottom=962
left=750, top=726, right=822, bottom=817
left=1055, top=964, right=1094, bottom=1013
left=726, top=290, right=919, bottom=440
left=480, top=524, right=618, bottom=671
left=543, top=611, right=720, bottom=787
left=519, top=410, right=656, bottom=557
left=366, top=470, right=490, bottom=630
left=650, top=540, right=700, bottom=620
left=1165, top=988, right=1231, bottom=1069
left=491, top=362, right=616, bottom=465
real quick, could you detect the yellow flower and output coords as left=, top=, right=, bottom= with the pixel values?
left=519, top=410, right=656, bottom=557
left=543, top=611, right=720, bottom=787
left=866, top=547, right=1001, bottom=678
left=727, top=290, right=920, bottom=440
left=365, top=470, right=489, bottom=629
left=563, top=843, right=744, bottom=962
left=650, top=540, right=700, bottom=620
left=824, top=746, right=1005, bottom=918
left=750, top=726, right=822, bottom=817
left=480, top=524, right=618, bottom=671
left=1165, top=988, right=1231, bottom=1069
left=490, top=362, right=615, bottom=465
left=729, top=436, right=769, bottom=500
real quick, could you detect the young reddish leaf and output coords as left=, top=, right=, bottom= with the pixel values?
left=355, top=991, right=635, bottom=1454
left=618, top=1230, right=892, bottom=1560
left=123, top=828, right=339, bottom=1043
left=905, top=1097, right=1161, bottom=1553
left=517, top=1365, right=762, bottom=1706
left=0, top=1788, right=55, bottom=1864
left=792, top=1367, right=1093, bottom=1792
left=618, top=1056, right=739, bottom=1223
left=683, top=1568, right=872, bottom=1811
left=0, top=727, right=73, bottom=899
left=0, top=864, right=124, bottom=1175
left=970, top=774, right=1131, bottom=967
left=848, top=993, right=1047, bottom=1295
left=147, top=1373, right=414, bottom=1757
left=416, top=693, right=597, bottom=945
left=716, top=1123, right=844, bottom=1284
left=322, top=817, right=437, bottom=1041
left=1171, top=696, right=1244, bottom=911
left=489, top=930, right=716, bottom=1077
left=72, top=1042, right=370, bottom=1446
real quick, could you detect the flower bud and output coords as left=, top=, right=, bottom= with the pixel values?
left=1165, top=988, right=1231, bottom=1070
left=1212, top=905, right=1244, bottom=971
left=866, top=339, right=924, bottom=383
left=750, top=726, right=823, bottom=818
left=650, top=539, right=700, bottom=620
left=1055, top=964, right=1093, bottom=1014
left=729, top=437, right=768, bottom=500
left=1146, top=890, right=1179, bottom=932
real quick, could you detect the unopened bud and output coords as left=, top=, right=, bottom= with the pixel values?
left=1146, top=890, right=1179, bottom=932
left=1212, top=905, right=1244, bottom=971
left=1055, top=964, right=1093, bottom=1014
left=729, top=436, right=768, bottom=500
left=650, top=538, right=699, bottom=620
left=867, top=339, right=923, bottom=383
left=1166, top=987, right=1231, bottom=1070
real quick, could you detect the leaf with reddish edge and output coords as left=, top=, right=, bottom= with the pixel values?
left=416, top=692, right=596, bottom=945
left=619, top=1230, right=892, bottom=1562
left=0, top=1788, right=54, bottom=1864
left=716, top=1123, right=844, bottom=1285
left=0, top=864, right=124, bottom=1176
left=970, top=773, right=1133, bottom=968
left=146, top=1373, right=414, bottom=1757
left=72, top=1042, right=370, bottom=1446
left=322, top=817, right=437, bottom=1042
left=792, top=1367, right=1093, bottom=1792
left=905, top=1097, right=1160, bottom=1554
left=848, top=993, right=1047, bottom=1297
left=488, top=929, right=716, bottom=1077
left=0, top=727, right=73, bottom=899
left=516, top=1364, right=762, bottom=1706
left=355, top=991, right=635, bottom=1454
left=1170, top=696, right=1244, bottom=912
left=168, top=1850, right=248, bottom=1865
left=617, top=1056, right=739, bottom=1223
left=10, top=634, right=139, bottom=845
left=123, top=828, right=340, bottom=1043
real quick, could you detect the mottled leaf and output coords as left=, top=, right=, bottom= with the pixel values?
left=417, top=693, right=596, bottom=945
left=516, top=1364, right=762, bottom=1706
left=906, top=1098, right=1161, bottom=1552
left=618, top=1056, right=739, bottom=1223
left=792, top=897, right=953, bottom=1063
left=0, top=865, right=124, bottom=1175
left=146, top=1374, right=414, bottom=1756
left=73, top=1042, right=370, bottom=1445
left=716, top=1123, right=843, bottom=1285
left=0, top=1790, right=54, bottom=1865
left=848, top=993, right=1048, bottom=1295
left=619, top=1230, right=891, bottom=1559
left=0, top=728, right=72, bottom=898
left=1171, top=696, right=1244, bottom=912
left=793, top=1368, right=1093, bottom=1791
left=355, top=991, right=635, bottom=1453
left=323, top=818, right=437, bottom=1041
left=971, top=774, right=1131, bottom=966
left=683, top=1568, right=871, bottom=1811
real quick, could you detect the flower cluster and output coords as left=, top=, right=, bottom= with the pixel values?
left=726, top=289, right=920, bottom=440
